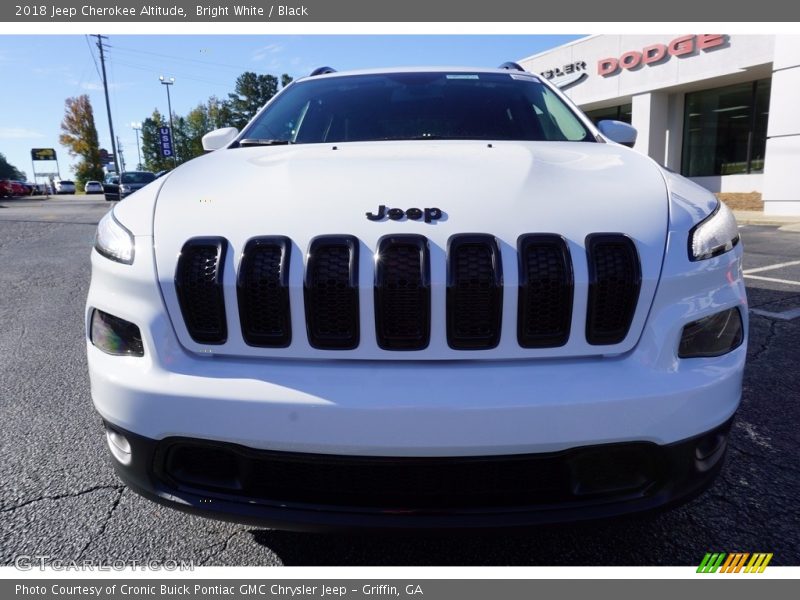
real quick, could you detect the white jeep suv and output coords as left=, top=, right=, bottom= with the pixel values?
left=86, top=65, right=746, bottom=530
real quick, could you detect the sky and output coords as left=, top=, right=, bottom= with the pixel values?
left=0, top=34, right=582, bottom=180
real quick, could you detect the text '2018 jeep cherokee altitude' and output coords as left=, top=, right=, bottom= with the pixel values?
left=86, top=65, right=746, bottom=530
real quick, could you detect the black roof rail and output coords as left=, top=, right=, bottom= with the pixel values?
left=309, top=66, right=337, bottom=77
left=498, top=62, right=526, bottom=72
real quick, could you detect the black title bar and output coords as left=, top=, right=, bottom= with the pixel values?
left=3, top=1, right=800, bottom=22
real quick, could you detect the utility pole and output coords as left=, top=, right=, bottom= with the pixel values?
left=94, top=34, right=120, bottom=175
left=131, top=122, right=142, bottom=170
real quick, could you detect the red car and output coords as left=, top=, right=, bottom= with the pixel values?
left=0, top=179, right=12, bottom=197
left=10, top=181, right=27, bottom=196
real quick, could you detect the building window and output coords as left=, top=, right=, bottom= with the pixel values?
left=681, top=79, right=771, bottom=177
left=584, top=104, right=632, bottom=125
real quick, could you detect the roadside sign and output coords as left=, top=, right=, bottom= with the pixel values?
left=31, top=148, right=57, bottom=161
left=159, top=127, right=173, bottom=158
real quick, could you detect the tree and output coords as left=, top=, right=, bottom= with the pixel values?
left=173, top=115, right=194, bottom=165
left=281, top=73, right=293, bottom=89
left=227, top=72, right=282, bottom=130
left=140, top=108, right=173, bottom=172
left=207, top=96, right=234, bottom=130
left=0, top=153, right=25, bottom=180
left=58, top=95, right=104, bottom=190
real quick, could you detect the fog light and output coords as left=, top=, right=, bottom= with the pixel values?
left=106, top=428, right=132, bottom=465
left=90, top=309, right=144, bottom=356
left=679, top=308, right=743, bottom=358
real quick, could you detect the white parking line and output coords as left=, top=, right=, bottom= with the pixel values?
left=743, top=259, right=800, bottom=275
left=744, top=274, right=800, bottom=286
left=751, top=307, right=800, bottom=320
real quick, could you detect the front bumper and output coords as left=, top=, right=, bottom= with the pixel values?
left=104, top=417, right=734, bottom=531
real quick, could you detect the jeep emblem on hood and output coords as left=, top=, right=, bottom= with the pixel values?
left=366, top=205, right=443, bottom=223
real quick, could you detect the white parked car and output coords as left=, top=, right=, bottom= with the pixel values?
left=86, top=65, right=746, bottom=530
left=54, top=179, right=76, bottom=194
left=84, top=180, right=104, bottom=194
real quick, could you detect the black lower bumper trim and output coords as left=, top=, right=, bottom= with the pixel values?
left=103, top=416, right=734, bottom=531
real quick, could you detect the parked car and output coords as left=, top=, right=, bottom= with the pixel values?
left=87, top=64, right=747, bottom=530
left=54, top=180, right=76, bottom=194
left=25, top=182, right=42, bottom=195
left=0, top=179, right=12, bottom=197
left=103, top=171, right=155, bottom=201
left=10, top=181, right=28, bottom=196
left=84, top=180, right=104, bottom=194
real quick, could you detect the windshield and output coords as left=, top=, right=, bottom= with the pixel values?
left=241, top=72, right=594, bottom=144
left=121, top=172, right=156, bottom=184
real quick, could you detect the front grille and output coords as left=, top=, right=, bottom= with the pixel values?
left=304, top=236, right=360, bottom=349
left=446, top=235, right=503, bottom=350
left=517, top=234, right=573, bottom=348
left=374, top=235, right=431, bottom=350
left=159, top=439, right=663, bottom=511
left=172, top=233, right=643, bottom=351
left=586, top=234, right=642, bottom=345
left=237, top=237, right=292, bottom=347
left=174, top=238, right=227, bottom=344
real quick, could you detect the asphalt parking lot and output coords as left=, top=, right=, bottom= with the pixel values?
left=1, top=194, right=798, bottom=566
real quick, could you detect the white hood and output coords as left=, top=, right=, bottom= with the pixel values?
left=152, top=140, right=669, bottom=360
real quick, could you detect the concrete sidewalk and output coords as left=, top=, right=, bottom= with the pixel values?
left=733, top=210, right=800, bottom=232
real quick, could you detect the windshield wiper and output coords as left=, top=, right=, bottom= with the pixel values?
left=238, top=138, right=293, bottom=147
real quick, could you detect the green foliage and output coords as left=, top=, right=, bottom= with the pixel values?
left=136, top=71, right=294, bottom=169
left=228, top=71, right=279, bottom=130
left=58, top=95, right=104, bottom=190
left=0, top=153, right=26, bottom=180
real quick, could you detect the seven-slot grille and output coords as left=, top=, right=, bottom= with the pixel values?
left=173, top=234, right=642, bottom=351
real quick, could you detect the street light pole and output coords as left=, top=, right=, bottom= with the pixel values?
left=159, top=75, right=177, bottom=167
left=131, top=122, right=142, bottom=170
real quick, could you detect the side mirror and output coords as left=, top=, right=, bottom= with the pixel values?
left=202, top=127, right=239, bottom=152
left=597, top=120, right=637, bottom=147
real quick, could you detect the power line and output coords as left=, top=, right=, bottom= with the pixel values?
left=109, top=59, right=232, bottom=88
left=109, top=43, right=252, bottom=72
left=84, top=35, right=102, bottom=79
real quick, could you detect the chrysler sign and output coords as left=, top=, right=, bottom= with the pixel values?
left=598, top=34, right=727, bottom=77
left=539, top=61, right=588, bottom=89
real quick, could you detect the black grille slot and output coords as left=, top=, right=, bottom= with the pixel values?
left=237, top=237, right=292, bottom=347
left=175, top=238, right=228, bottom=344
left=517, top=235, right=573, bottom=348
left=304, top=236, right=359, bottom=349
left=374, top=235, right=430, bottom=350
left=586, top=234, right=641, bottom=345
left=447, top=234, right=503, bottom=350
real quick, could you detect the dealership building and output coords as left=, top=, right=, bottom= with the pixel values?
left=519, top=34, right=800, bottom=215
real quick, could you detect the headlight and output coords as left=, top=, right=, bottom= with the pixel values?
left=689, top=201, right=739, bottom=261
left=95, top=210, right=135, bottom=264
